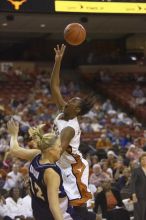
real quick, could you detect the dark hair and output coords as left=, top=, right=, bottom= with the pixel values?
left=78, top=94, right=97, bottom=116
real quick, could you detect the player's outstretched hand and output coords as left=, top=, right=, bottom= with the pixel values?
left=7, top=119, right=19, bottom=136
left=54, top=44, right=66, bottom=62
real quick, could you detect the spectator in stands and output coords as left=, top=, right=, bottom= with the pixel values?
left=96, top=133, right=112, bottom=150
left=102, top=99, right=113, bottom=113
left=94, top=180, right=130, bottom=220
left=96, top=106, right=105, bottom=122
left=84, top=104, right=99, bottom=120
left=90, top=117, right=103, bottom=132
left=132, top=117, right=142, bottom=131
left=129, top=97, right=137, bottom=111
left=116, top=167, right=131, bottom=189
left=0, top=160, right=7, bottom=189
left=137, top=130, right=146, bottom=150
left=110, top=112, right=121, bottom=125
left=0, top=138, right=9, bottom=153
left=109, top=128, right=121, bottom=146
left=0, top=189, right=7, bottom=219
left=129, top=160, right=139, bottom=171
left=100, top=160, right=113, bottom=179
left=80, top=117, right=92, bottom=132
left=126, top=144, right=143, bottom=162
left=107, top=150, right=117, bottom=159
left=3, top=164, right=22, bottom=191
left=0, top=187, right=33, bottom=220
left=132, top=85, right=146, bottom=105
left=0, top=106, right=5, bottom=122
left=119, top=113, right=133, bottom=126
left=118, top=133, right=132, bottom=149
left=90, top=155, right=99, bottom=166
left=60, top=82, right=68, bottom=95
left=2, top=151, right=12, bottom=172
left=134, top=137, right=144, bottom=149
left=89, top=164, right=110, bottom=187
left=106, top=150, right=117, bottom=170
left=113, top=160, right=125, bottom=182
left=20, top=182, right=34, bottom=219
left=68, top=81, right=80, bottom=95
left=131, top=153, right=146, bottom=220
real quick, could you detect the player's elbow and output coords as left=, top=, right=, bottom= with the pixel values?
left=9, top=147, right=15, bottom=154
left=48, top=198, right=61, bottom=217
left=9, top=146, right=19, bottom=156
left=60, top=143, right=68, bottom=154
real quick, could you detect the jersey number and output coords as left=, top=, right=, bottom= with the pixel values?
left=30, top=178, right=45, bottom=201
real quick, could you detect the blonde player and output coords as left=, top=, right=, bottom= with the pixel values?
left=7, top=120, right=64, bottom=220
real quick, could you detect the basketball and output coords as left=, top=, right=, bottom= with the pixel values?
left=64, top=23, right=86, bottom=46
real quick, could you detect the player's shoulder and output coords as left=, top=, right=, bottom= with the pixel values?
left=67, top=118, right=80, bottom=132
left=44, top=166, right=60, bottom=181
left=55, top=112, right=63, bottom=120
left=68, top=117, right=79, bottom=126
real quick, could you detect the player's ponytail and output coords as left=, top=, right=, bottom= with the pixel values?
left=28, top=125, right=57, bottom=151
left=79, top=93, right=97, bottom=116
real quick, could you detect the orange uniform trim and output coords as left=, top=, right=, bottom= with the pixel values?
left=69, top=154, right=92, bottom=206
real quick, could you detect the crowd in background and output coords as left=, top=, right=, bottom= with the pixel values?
left=0, top=67, right=145, bottom=219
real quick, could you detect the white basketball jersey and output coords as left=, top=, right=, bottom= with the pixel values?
left=53, top=113, right=81, bottom=155
left=54, top=113, right=92, bottom=204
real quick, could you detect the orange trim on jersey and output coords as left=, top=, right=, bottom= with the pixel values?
left=69, top=154, right=92, bottom=206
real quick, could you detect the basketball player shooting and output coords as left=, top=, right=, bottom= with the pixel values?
left=50, top=44, right=98, bottom=220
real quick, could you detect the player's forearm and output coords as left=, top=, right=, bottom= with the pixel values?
left=48, top=190, right=63, bottom=220
left=50, top=59, right=61, bottom=92
left=49, top=205, right=63, bottom=220
left=10, top=135, right=20, bottom=154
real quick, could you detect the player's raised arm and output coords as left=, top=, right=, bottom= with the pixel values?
left=7, top=119, right=40, bottom=161
left=50, top=44, right=67, bottom=110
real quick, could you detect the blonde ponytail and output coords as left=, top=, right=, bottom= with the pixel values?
left=28, top=124, right=57, bottom=151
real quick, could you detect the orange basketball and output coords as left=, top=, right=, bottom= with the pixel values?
left=64, top=23, right=86, bottom=46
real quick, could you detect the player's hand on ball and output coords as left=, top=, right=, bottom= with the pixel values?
left=54, top=44, right=66, bottom=62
